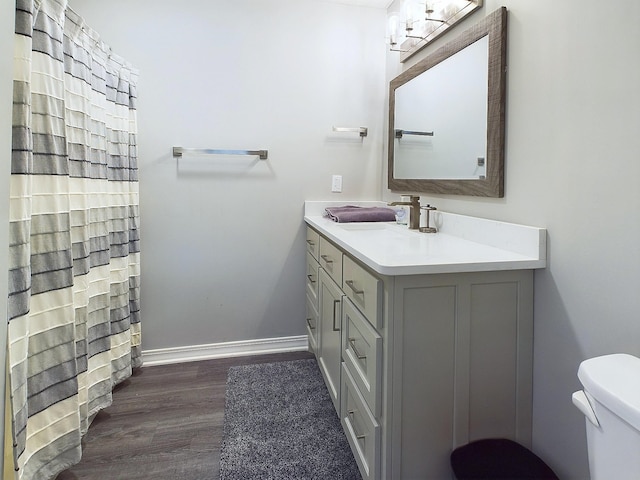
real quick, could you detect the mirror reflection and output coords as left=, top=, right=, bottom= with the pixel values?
left=394, top=35, right=488, bottom=180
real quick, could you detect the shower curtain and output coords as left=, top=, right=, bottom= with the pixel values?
left=7, top=1, right=141, bottom=478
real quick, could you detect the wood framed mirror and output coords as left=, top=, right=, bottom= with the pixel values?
left=388, top=7, right=507, bottom=197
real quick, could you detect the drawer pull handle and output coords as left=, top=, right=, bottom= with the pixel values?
left=307, top=274, right=316, bottom=283
left=348, top=337, right=367, bottom=360
left=348, top=410, right=366, bottom=441
left=320, top=254, right=333, bottom=264
left=306, top=239, right=316, bottom=246
left=332, top=299, right=341, bottom=332
left=345, top=280, right=364, bottom=296
left=306, top=317, right=315, bottom=330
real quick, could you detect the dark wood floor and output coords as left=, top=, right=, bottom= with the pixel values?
left=56, top=350, right=315, bottom=480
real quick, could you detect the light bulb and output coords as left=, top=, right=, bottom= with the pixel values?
left=403, top=0, right=422, bottom=32
left=387, top=12, right=401, bottom=45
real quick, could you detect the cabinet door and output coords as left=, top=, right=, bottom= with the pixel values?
left=318, top=268, right=344, bottom=414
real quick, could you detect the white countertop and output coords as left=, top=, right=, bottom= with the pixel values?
left=304, top=201, right=547, bottom=276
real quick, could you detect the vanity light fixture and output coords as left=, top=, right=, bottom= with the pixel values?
left=386, top=0, right=482, bottom=62
left=387, top=11, right=406, bottom=51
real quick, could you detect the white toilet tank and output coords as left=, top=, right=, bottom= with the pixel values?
left=572, top=353, right=640, bottom=480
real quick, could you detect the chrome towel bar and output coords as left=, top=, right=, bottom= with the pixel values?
left=172, top=147, right=268, bottom=160
left=394, top=129, right=434, bottom=138
left=332, top=126, right=368, bottom=137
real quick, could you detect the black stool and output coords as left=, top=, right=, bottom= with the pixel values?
left=450, top=439, right=559, bottom=479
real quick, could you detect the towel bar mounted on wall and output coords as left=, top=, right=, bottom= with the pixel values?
left=172, top=147, right=268, bottom=160
left=394, top=129, right=434, bottom=139
left=332, top=126, right=368, bottom=137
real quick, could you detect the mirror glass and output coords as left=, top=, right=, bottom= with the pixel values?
left=394, top=36, right=488, bottom=180
left=388, top=7, right=506, bottom=197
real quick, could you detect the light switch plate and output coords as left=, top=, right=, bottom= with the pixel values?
left=331, top=175, right=343, bottom=193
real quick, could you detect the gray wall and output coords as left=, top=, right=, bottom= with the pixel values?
left=68, top=0, right=387, bottom=350
left=386, top=1, right=640, bottom=478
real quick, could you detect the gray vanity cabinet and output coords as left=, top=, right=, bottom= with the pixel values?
left=305, top=226, right=534, bottom=480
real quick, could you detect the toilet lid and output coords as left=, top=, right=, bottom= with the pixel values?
left=578, top=353, right=640, bottom=431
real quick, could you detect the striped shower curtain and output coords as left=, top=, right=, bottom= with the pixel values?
left=7, top=1, right=141, bottom=478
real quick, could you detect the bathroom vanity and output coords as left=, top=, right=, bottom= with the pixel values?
left=304, top=201, right=546, bottom=480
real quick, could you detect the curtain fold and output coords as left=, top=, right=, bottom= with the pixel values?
left=8, top=1, right=141, bottom=478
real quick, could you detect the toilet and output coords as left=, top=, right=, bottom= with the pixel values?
left=573, top=353, right=640, bottom=479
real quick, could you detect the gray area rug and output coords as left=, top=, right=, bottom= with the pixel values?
left=219, top=359, right=362, bottom=480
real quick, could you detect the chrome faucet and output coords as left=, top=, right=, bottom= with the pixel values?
left=388, top=195, right=421, bottom=229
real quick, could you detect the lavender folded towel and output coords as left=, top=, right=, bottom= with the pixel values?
left=324, top=205, right=397, bottom=223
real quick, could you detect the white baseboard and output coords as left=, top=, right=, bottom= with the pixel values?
left=142, top=335, right=309, bottom=367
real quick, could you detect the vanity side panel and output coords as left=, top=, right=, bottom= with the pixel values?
left=469, top=281, right=518, bottom=440
left=395, top=282, right=457, bottom=480
left=468, top=270, right=534, bottom=448
left=466, top=270, right=533, bottom=447
left=391, top=271, right=534, bottom=479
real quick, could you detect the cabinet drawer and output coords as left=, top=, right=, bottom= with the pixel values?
left=342, top=298, right=382, bottom=417
left=306, top=227, right=320, bottom=260
left=306, top=294, right=318, bottom=354
left=319, top=237, right=343, bottom=286
left=343, top=255, right=382, bottom=329
left=341, top=364, right=380, bottom=480
left=306, top=252, right=319, bottom=306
